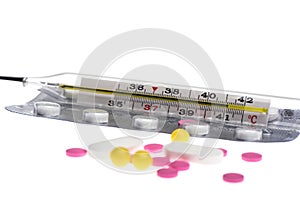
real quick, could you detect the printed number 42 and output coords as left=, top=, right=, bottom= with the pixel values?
left=237, top=97, right=253, bottom=103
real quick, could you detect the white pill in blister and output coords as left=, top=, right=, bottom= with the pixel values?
left=34, top=101, right=61, bottom=117
left=63, top=90, right=78, bottom=99
left=184, top=123, right=209, bottom=136
left=132, top=115, right=159, bottom=130
left=83, top=109, right=109, bottom=124
left=235, top=128, right=262, bottom=141
left=268, top=107, right=279, bottom=122
left=164, top=142, right=223, bottom=164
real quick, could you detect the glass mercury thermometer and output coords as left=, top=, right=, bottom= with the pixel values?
left=0, top=72, right=299, bottom=142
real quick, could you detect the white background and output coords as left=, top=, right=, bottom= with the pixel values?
left=0, top=1, right=300, bottom=200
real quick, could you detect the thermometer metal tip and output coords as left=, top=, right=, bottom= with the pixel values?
left=0, top=76, right=25, bottom=82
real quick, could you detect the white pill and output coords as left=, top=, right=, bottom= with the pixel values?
left=83, top=109, right=109, bottom=124
left=268, top=107, right=279, bottom=122
left=184, top=123, right=209, bottom=136
left=88, top=137, right=143, bottom=160
left=132, top=115, right=159, bottom=130
left=164, top=142, right=223, bottom=164
left=235, top=128, right=262, bottom=141
left=34, top=101, right=61, bottom=117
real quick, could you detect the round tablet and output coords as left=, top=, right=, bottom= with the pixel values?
left=184, top=123, right=209, bottom=136
left=66, top=148, right=87, bottom=157
left=144, top=143, right=164, bottom=153
left=219, top=148, right=227, bottom=157
left=171, top=129, right=190, bottom=142
left=164, top=142, right=223, bottom=164
left=157, top=168, right=178, bottom=178
left=169, top=160, right=190, bottom=171
left=268, top=107, right=279, bottom=121
left=178, top=119, right=197, bottom=127
left=242, top=152, right=262, bottom=162
left=131, top=150, right=153, bottom=170
left=152, top=157, right=170, bottom=167
left=132, top=115, right=159, bottom=130
left=34, top=101, right=61, bottom=117
left=110, top=147, right=131, bottom=167
left=235, top=128, right=262, bottom=141
left=223, top=173, right=244, bottom=183
left=83, top=109, right=109, bottom=124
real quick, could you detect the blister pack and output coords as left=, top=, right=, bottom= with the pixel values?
left=2, top=73, right=300, bottom=142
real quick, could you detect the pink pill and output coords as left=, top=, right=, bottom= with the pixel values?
left=157, top=168, right=178, bottom=178
left=66, top=148, right=87, bottom=157
left=242, top=152, right=262, bottom=162
left=153, top=157, right=170, bottom=166
left=169, top=160, right=190, bottom=171
left=223, top=173, right=244, bottom=183
left=144, top=143, right=164, bottom=153
left=178, top=119, right=196, bottom=127
left=219, top=148, right=227, bottom=157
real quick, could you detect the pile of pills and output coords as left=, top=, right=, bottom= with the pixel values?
left=143, top=141, right=191, bottom=178
left=157, top=160, right=190, bottom=178
left=109, top=147, right=153, bottom=170
left=149, top=128, right=191, bottom=178
left=105, top=137, right=192, bottom=177
left=66, top=120, right=263, bottom=183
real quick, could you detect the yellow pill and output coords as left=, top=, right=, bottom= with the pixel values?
left=110, top=147, right=131, bottom=167
left=131, top=150, right=153, bottom=170
left=171, top=128, right=190, bottom=142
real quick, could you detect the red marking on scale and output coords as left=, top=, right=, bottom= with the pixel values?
left=152, top=86, right=158, bottom=92
left=248, top=115, right=257, bottom=124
